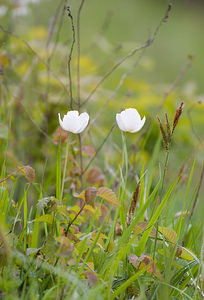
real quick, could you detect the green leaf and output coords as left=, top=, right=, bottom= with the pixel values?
left=34, top=214, right=53, bottom=224
left=110, top=265, right=149, bottom=300
left=178, top=246, right=198, bottom=261
left=136, top=178, right=178, bottom=256
left=158, top=226, right=177, bottom=243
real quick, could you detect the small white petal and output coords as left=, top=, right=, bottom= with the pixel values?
left=124, top=108, right=141, bottom=132
left=116, top=113, right=126, bottom=131
left=116, top=108, right=145, bottom=133
left=75, top=112, right=89, bottom=133
left=130, top=115, right=146, bottom=133
left=65, top=111, right=79, bottom=120
left=58, top=113, right=66, bottom=130
left=58, top=110, right=89, bottom=134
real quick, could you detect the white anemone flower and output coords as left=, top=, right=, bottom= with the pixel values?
left=116, top=108, right=145, bottom=133
left=58, top=110, right=89, bottom=134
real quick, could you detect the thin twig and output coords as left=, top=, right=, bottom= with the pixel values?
left=48, top=0, right=68, bottom=61
left=83, top=124, right=116, bottom=173
left=0, top=167, right=23, bottom=184
left=77, top=0, right=85, bottom=190
left=46, top=0, right=65, bottom=49
left=81, top=3, right=172, bottom=107
left=65, top=201, right=85, bottom=236
left=77, top=0, right=85, bottom=111
left=190, top=163, right=204, bottom=218
left=66, top=6, right=75, bottom=110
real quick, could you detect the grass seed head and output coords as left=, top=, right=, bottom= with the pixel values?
left=127, top=182, right=141, bottom=227
left=157, top=116, right=168, bottom=151
left=172, top=102, right=184, bottom=134
left=165, top=112, right=171, bottom=143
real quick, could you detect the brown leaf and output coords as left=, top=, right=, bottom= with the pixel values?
left=85, top=187, right=98, bottom=208
left=133, top=222, right=157, bottom=237
left=75, top=187, right=98, bottom=208
left=85, top=167, right=106, bottom=186
left=97, top=187, right=120, bottom=207
left=83, top=145, right=96, bottom=158
left=20, top=165, right=35, bottom=183
left=128, top=254, right=140, bottom=267
left=53, top=126, right=69, bottom=144
left=85, top=272, right=98, bottom=286
left=129, top=254, right=161, bottom=278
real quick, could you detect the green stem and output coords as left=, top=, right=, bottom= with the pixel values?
left=119, top=132, right=128, bottom=231
left=153, top=150, right=169, bottom=260
left=60, top=135, right=70, bottom=203
left=159, top=151, right=169, bottom=203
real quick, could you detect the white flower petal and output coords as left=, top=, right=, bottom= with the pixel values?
left=76, top=112, right=89, bottom=133
left=130, top=115, right=146, bottom=133
left=124, top=108, right=141, bottom=132
left=64, top=111, right=79, bottom=120
left=58, top=111, right=80, bottom=133
left=58, top=110, right=89, bottom=134
left=58, top=113, right=69, bottom=131
left=116, top=113, right=126, bottom=131
left=116, top=108, right=145, bottom=133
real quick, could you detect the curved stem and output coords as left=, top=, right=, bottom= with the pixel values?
left=65, top=201, right=85, bottom=236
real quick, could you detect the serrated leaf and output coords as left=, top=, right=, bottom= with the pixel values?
left=34, top=214, right=53, bottom=224
left=97, top=187, right=120, bottom=207
left=75, top=187, right=97, bottom=208
left=37, top=196, right=57, bottom=213
left=85, top=187, right=97, bottom=207
left=158, top=226, right=177, bottom=243
left=178, top=246, right=197, bottom=261
left=133, top=222, right=156, bottom=237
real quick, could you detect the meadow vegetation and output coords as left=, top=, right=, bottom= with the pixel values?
left=0, top=0, right=203, bottom=299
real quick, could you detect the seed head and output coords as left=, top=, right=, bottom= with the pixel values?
left=165, top=113, right=171, bottom=143
left=126, top=183, right=141, bottom=227
left=172, top=102, right=184, bottom=135
left=157, top=116, right=168, bottom=151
